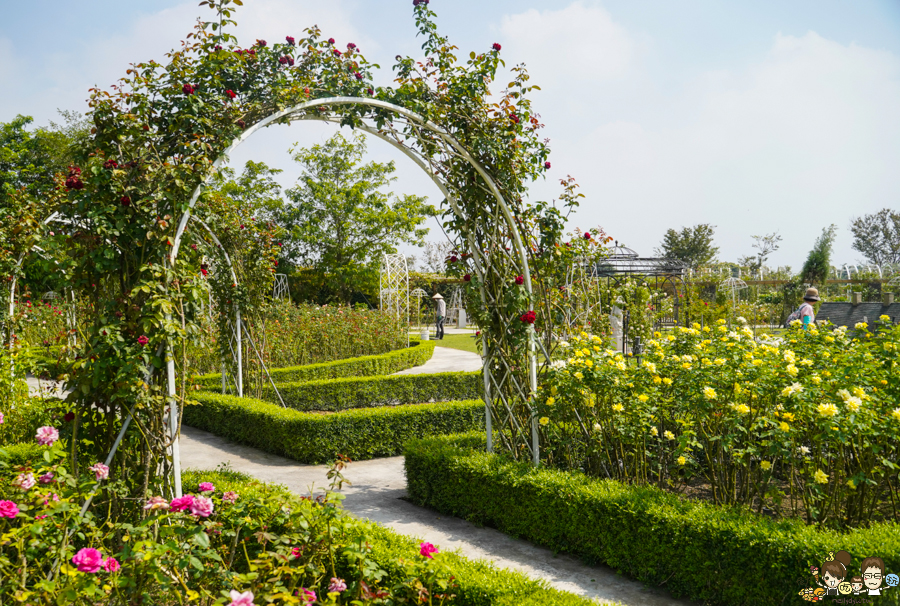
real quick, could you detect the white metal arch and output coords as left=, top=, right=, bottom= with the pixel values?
left=166, top=96, right=542, bottom=468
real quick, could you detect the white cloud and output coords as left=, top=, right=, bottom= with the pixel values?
left=499, top=11, right=900, bottom=266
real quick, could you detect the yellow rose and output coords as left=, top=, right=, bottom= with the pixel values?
left=650, top=426, right=659, bottom=437
left=814, top=469, right=829, bottom=484
left=703, top=386, right=717, bottom=400
left=664, top=430, right=675, bottom=440
left=662, top=377, right=673, bottom=385
left=817, top=403, right=838, bottom=417
left=760, top=461, right=772, bottom=471
left=780, top=422, right=790, bottom=432
left=546, top=397, right=555, bottom=406
left=574, top=372, right=584, bottom=380
left=539, top=416, right=550, bottom=426
left=677, top=456, right=687, bottom=465
left=847, top=478, right=856, bottom=489
left=612, top=403, right=625, bottom=412
left=637, top=394, right=649, bottom=403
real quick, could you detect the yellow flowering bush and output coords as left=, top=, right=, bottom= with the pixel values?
left=537, top=319, right=900, bottom=529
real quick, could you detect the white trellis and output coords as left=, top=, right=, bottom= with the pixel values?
left=273, top=273, right=289, bottom=300
left=410, top=288, right=428, bottom=334
left=719, top=277, right=748, bottom=306
left=380, top=252, right=410, bottom=346
left=445, top=286, right=464, bottom=327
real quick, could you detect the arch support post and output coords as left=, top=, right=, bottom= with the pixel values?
left=235, top=307, right=243, bottom=398
left=165, top=340, right=183, bottom=498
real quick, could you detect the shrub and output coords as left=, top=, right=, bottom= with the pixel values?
left=184, top=392, right=484, bottom=463
left=405, top=433, right=900, bottom=606
left=194, top=340, right=436, bottom=388
left=0, top=396, right=58, bottom=447
left=539, top=320, right=900, bottom=528
left=188, top=300, right=407, bottom=375
left=258, top=371, right=481, bottom=412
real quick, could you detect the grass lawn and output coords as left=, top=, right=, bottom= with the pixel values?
left=433, top=332, right=480, bottom=355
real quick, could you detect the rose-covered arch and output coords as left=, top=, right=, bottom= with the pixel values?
left=35, top=0, right=578, bottom=499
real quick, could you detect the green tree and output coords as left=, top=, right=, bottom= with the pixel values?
left=654, top=223, right=719, bottom=269
left=801, top=224, right=837, bottom=285
left=849, top=208, right=900, bottom=265
left=738, top=231, right=782, bottom=274
left=277, top=132, right=435, bottom=303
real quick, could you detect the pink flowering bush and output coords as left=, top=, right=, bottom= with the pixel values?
left=0, top=444, right=459, bottom=604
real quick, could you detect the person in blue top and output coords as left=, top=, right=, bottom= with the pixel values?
left=800, top=288, right=819, bottom=330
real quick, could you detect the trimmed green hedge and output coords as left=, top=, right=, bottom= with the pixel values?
left=184, top=392, right=484, bottom=463
left=0, top=442, right=49, bottom=468
left=404, top=433, right=900, bottom=606
left=194, top=340, right=436, bottom=388
left=258, top=371, right=481, bottom=412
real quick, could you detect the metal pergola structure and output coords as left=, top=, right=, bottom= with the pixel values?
left=588, top=244, right=688, bottom=327
left=379, top=252, right=410, bottom=347
left=272, top=273, right=289, bottom=301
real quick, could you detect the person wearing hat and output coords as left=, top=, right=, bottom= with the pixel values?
left=799, top=287, right=820, bottom=329
left=432, top=293, right=446, bottom=340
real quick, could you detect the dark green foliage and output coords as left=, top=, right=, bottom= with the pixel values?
left=194, top=340, right=435, bottom=388
left=184, top=392, right=484, bottom=463
left=404, top=433, right=900, bottom=606
left=259, top=371, right=481, bottom=412
left=0, top=442, right=49, bottom=469
left=801, top=224, right=838, bottom=285
left=654, top=223, right=719, bottom=269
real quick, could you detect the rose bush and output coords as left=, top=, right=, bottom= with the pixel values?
left=537, top=316, right=900, bottom=528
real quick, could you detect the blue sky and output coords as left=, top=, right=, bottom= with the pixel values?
left=3, top=0, right=899, bottom=270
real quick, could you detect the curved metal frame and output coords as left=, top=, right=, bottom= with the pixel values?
left=162, top=96, right=542, bottom=487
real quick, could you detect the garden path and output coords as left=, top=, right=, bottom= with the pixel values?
left=392, top=344, right=482, bottom=375
left=180, top=427, right=696, bottom=606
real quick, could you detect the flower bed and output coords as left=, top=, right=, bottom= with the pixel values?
left=256, top=371, right=481, bottom=412
left=404, top=433, right=900, bottom=606
left=537, top=318, right=900, bottom=528
left=0, top=439, right=593, bottom=604
left=193, top=340, right=436, bottom=389
left=184, top=392, right=484, bottom=463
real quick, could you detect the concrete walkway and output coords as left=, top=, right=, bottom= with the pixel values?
left=180, top=426, right=696, bottom=606
left=393, top=345, right=483, bottom=375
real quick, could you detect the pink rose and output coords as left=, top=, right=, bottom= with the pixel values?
left=0, top=500, right=19, bottom=518
left=72, top=547, right=104, bottom=573
left=13, top=473, right=35, bottom=491
left=137, top=335, right=149, bottom=346
left=36, top=426, right=59, bottom=446
left=229, top=590, right=255, bottom=606
left=198, top=482, right=214, bottom=493
left=299, top=589, right=316, bottom=604
left=191, top=496, right=214, bottom=518
left=328, top=577, right=347, bottom=593
left=103, top=556, right=120, bottom=573
left=0, top=412, right=5, bottom=424
left=419, top=541, right=439, bottom=559
left=89, top=463, right=109, bottom=481
left=144, top=496, right=170, bottom=511
left=169, top=495, right=195, bottom=512
left=222, top=491, right=238, bottom=503
left=39, top=472, right=55, bottom=484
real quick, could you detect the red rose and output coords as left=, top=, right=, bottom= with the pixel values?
left=333, top=49, right=342, bottom=56
left=492, top=43, right=501, bottom=51
left=286, top=36, right=295, bottom=46
left=354, top=71, right=362, bottom=80
left=256, top=39, right=267, bottom=47
left=520, top=310, right=536, bottom=325
left=515, top=275, right=524, bottom=285
left=225, top=89, right=236, bottom=99
left=120, top=196, right=131, bottom=207
left=328, top=38, right=335, bottom=44
left=584, top=232, right=591, bottom=239
left=347, top=43, right=357, bottom=50
left=237, top=119, right=246, bottom=128
left=137, top=335, right=149, bottom=346
left=279, top=56, right=294, bottom=66
left=464, top=274, right=471, bottom=282
left=64, top=412, right=75, bottom=423
left=182, top=83, right=196, bottom=95
left=449, top=255, right=458, bottom=263
left=510, top=114, right=519, bottom=124
left=544, top=161, right=551, bottom=169
left=103, top=159, right=118, bottom=169
left=367, top=88, right=374, bottom=95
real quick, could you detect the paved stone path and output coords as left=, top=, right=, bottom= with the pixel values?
left=181, top=347, right=697, bottom=606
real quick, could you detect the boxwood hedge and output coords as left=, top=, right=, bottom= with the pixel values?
left=258, top=371, right=481, bottom=412
left=194, top=340, right=436, bottom=388
left=184, top=392, right=484, bottom=463
left=404, top=433, right=900, bottom=606
left=187, top=468, right=596, bottom=605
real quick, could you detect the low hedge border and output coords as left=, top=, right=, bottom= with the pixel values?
left=184, top=392, right=484, bottom=464
left=258, top=371, right=481, bottom=412
left=187, top=468, right=596, bottom=605
left=194, top=340, right=436, bottom=388
left=404, top=433, right=900, bottom=606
